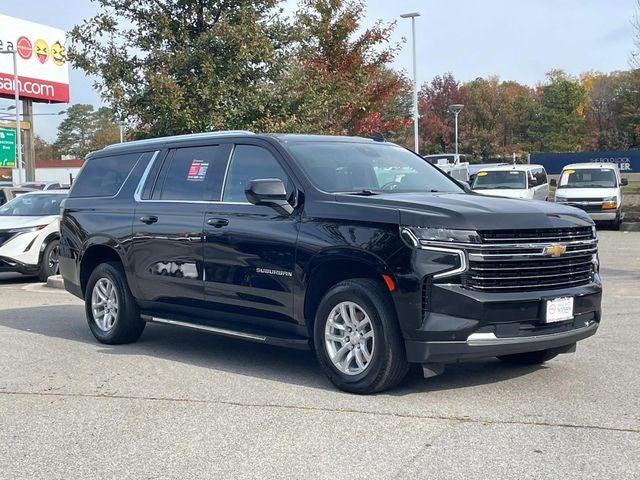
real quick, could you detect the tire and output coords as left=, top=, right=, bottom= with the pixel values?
left=611, top=213, right=621, bottom=231
left=313, top=278, right=409, bottom=394
left=85, top=261, right=145, bottom=344
left=37, top=238, right=60, bottom=282
left=497, top=349, right=559, bottom=365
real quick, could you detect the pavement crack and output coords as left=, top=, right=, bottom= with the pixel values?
left=1, top=389, right=638, bottom=434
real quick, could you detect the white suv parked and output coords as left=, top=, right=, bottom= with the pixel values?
left=471, top=164, right=549, bottom=200
left=554, top=163, right=627, bottom=230
left=0, top=190, right=67, bottom=280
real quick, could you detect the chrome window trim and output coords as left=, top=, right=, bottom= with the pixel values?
left=133, top=151, right=160, bottom=202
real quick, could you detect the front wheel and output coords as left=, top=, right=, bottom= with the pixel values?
left=313, top=278, right=409, bottom=394
left=37, top=239, right=59, bottom=282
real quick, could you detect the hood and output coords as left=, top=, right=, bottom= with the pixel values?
left=0, top=215, right=57, bottom=231
left=555, top=187, right=618, bottom=199
left=473, top=189, right=533, bottom=200
left=336, top=192, right=592, bottom=230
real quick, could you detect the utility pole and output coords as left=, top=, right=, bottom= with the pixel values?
left=0, top=49, right=22, bottom=184
left=400, top=12, right=421, bottom=154
left=22, top=99, right=35, bottom=181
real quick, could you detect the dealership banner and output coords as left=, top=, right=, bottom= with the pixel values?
left=530, top=151, right=640, bottom=175
left=0, top=14, right=69, bottom=103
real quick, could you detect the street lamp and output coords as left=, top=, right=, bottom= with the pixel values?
left=400, top=12, right=421, bottom=154
left=448, top=104, right=464, bottom=159
left=0, top=49, right=22, bottom=184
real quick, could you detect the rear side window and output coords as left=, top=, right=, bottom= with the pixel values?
left=155, top=145, right=228, bottom=201
left=70, top=153, right=141, bottom=198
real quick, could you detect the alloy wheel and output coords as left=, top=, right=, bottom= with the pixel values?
left=324, top=301, right=375, bottom=375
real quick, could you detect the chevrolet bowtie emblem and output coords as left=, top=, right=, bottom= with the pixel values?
left=544, top=244, right=567, bottom=257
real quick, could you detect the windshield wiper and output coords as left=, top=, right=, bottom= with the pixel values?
left=344, top=189, right=378, bottom=196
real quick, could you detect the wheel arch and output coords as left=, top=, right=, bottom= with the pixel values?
left=302, top=248, right=395, bottom=336
left=79, top=236, right=127, bottom=296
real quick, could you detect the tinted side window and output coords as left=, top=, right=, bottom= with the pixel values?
left=156, top=145, right=227, bottom=201
left=223, top=145, right=290, bottom=203
left=70, top=153, right=141, bottom=198
left=534, top=169, right=547, bottom=185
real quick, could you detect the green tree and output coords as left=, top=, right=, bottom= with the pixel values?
left=91, top=107, right=121, bottom=150
left=531, top=70, right=587, bottom=152
left=69, top=0, right=293, bottom=137
left=54, top=104, right=96, bottom=157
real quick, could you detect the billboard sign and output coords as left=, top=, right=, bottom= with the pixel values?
left=0, top=127, right=16, bottom=167
left=0, top=14, right=69, bottom=103
left=530, top=151, right=640, bottom=175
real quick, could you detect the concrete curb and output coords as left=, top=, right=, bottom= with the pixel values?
left=45, top=275, right=65, bottom=289
left=621, top=222, right=640, bottom=232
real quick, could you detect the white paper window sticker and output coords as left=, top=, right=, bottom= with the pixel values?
left=187, top=159, right=209, bottom=182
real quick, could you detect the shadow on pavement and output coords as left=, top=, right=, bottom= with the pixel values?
left=0, top=304, right=545, bottom=394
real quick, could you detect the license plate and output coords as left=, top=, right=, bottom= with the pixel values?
left=545, top=297, right=574, bottom=323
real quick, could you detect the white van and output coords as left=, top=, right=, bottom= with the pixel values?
left=471, top=164, right=549, bottom=200
left=554, top=163, right=627, bottom=230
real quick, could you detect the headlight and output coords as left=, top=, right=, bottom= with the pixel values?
left=401, top=226, right=481, bottom=247
left=7, top=225, right=48, bottom=234
left=602, top=196, right=618, bottom=210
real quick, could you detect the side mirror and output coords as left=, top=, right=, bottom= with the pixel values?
left=245, top=178, right=293, bottom=215
left=550, top=178, right=557, bottom=187
left=620, top=178, right=628, bottom=186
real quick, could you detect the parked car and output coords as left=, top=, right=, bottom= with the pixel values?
left=0, top=190, right=67, bottom=281
left=471, top=164, right=549, bottom=200
left=553, top=163, right=627, bottom=230
left=59, top=132, right=601, bottom=394
left=0, top=186, right=38, bottom=206
left=19, top=181, right=64, bottom=191
left=423, top=154, right=470, bottom=183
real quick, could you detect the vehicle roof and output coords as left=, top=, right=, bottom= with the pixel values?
left=561, top=162, right=619, bottom=170
left=20, top=189, right=69, bottom=196
left=477, top=164, right=544, bottom=172
left=93, top=131, right=384, bottom=155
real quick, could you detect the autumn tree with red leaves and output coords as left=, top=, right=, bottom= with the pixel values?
left=277, top=0, right=412, bottom=139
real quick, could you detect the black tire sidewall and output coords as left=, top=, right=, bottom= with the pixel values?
left=38, top=239, right=59, bottom=281
left=313, top=280, right=399, bottom=393
left=85, top=262, right=138, bottom=344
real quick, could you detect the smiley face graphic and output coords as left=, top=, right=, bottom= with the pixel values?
left=34, top=39, right=49, bottom=64
left=51, top=41, right=66, bottom=66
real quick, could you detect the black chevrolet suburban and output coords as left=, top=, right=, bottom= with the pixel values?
left=59, top=132, right=602, bottom=393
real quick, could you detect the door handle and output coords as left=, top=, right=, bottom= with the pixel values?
left=207, top=218, right=229, bottom=228
left=139, top=215, right=158, bottom=225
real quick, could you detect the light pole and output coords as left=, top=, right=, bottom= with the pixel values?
left=119, top=123, right=124, bottom=143
left=448, top=104, right=464, bottom=159
left=0, top=49, right=22, bottom=184
left=400, top=12, right=421, bottom=154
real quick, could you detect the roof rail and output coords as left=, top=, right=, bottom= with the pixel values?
left=103, top=130, right=255, bottom=150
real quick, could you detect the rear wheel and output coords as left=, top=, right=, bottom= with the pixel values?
left=313, top=278, right=409, bottom=394
left=37, top=239, right=59, bottom=282
left=85, top=261, right=145, bottom=344
left=498, top=349, right=559, bottom=365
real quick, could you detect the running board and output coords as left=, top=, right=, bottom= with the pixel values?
left=142, top=315, right=309, bottom=350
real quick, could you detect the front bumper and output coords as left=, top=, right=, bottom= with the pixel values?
left=588, top=211, right=618, bottom=221
left=406, top=320, right=598, bottom=363
left=402, top=279, right=602, bottom=364
left=0, top=256, right=39, bottom=274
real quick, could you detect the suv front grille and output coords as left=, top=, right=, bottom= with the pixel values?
left=464, top=227, right=597, bottom=292
left=0, top=231, right=15, bottom=247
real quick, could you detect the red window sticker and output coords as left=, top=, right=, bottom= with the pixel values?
left=187, top=159, right=209, bottom=181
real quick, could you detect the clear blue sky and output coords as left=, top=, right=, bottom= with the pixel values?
left=1, top=0, right=637, bottom=141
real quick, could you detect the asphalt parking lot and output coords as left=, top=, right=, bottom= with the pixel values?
left=0, top=230, right=639, bottom=480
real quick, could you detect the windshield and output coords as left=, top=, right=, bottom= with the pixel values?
left=472, top=170, right=526, bottom=190
left=0, top=193, right=66, bottom=216
left=286, top=142, right=462, bottom=194
left=559, top=168, right=617, bottom=188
